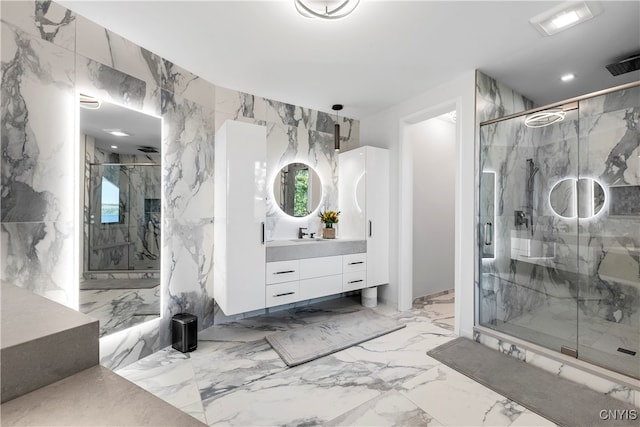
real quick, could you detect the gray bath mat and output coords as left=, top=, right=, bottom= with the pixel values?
left=428, top=338, right=637, bottom=427
left=266, top=310, right=405, bottom=366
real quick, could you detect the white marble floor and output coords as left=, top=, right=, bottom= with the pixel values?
left=80, top=281, right=160, bottom=337
left=115, top=292, right=555, bottom=426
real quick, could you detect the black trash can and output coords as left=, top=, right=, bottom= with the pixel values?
left=171, top=313, right=197, bottom=353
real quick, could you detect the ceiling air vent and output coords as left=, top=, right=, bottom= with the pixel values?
left=138, top=146, right=159, bottom=153
left=606, top=54, right=640, bottom=76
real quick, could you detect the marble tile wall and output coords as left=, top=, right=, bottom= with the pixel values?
left=1, top=0, right=359, bottom=369
left=1, top=2, right=77, bottom=306
left=214, top=86, right=359, bottom=240
left=475, top=70, right=535, bottom=124
left=475, top=70, right=536, bottom=329
left=476, top=71, right=640, bottom=380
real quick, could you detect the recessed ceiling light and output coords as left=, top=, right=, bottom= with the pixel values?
left=551, top=11, right=580, bottom=29
left=105, top=129, right=131, bottom=137
left=110, top=145, right=118, bottom=149
left=530, top=1, right=602, bottom=36
left=561, top=73, right=575, bottom=82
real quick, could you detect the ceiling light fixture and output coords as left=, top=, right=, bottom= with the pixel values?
left=110, top=145, right=118, bottom=149
left=79, top=93, right=101, bottom=109
left=332, top=104, right=343, bottom=151
left=529, top=1, right=602, bottom=36
left=295, top=0, right=359, bottom=20
left=524, top=108, right=566, bottom=128
left=551, top=10, right=580, bottom=29
left=561, top=73, right=575, bottom=82
left=105, top=129, right=131, bottom=137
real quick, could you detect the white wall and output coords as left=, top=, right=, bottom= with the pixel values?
left=410, top=116, right=455, bottom=298
left=360, top=69, right=476, bottom=339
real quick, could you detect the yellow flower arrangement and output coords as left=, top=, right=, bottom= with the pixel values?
left=318, top=210, right=340, bottom=228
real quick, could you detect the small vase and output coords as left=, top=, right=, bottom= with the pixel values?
left=322, top=227, right=336, bottom=239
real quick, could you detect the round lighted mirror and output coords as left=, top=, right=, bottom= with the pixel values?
left=273, top=163, right=322, bottom=217
left=549, top=178, right=606, bottom=219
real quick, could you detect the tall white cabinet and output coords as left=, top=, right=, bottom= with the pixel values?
left=339, top=146, right=390, bottom=287
left=214, top=121, right=267, bottom=315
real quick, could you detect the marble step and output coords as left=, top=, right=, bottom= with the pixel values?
left=0, top=365, right=206, bottom=426
left=1, top=282, right=99, bottom=403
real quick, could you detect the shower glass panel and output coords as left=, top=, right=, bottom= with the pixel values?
left=478, top=84, right=640, bottom=379
left=479, top=107, right=580, bottom=354
left=576, top=86, right=640, bottom=379
left=88, top=163, right=161, bottom=271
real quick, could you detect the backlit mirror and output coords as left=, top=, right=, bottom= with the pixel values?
left=273, top=162, right=322, bottom=217
left=78, top=95, right=162, bottom=337
left=549, top=177, right=606, bottom=219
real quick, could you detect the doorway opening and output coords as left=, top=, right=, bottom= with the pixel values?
left=398, top=101, right=459, bottom=332
left=409, top=112, right=456, bottom=301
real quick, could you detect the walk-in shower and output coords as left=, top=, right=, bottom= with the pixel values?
left=478, top=82, right=639, bottom=379
left=87, top=163, right=161, bottom=271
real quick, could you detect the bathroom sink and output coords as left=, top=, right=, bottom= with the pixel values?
left=266, top=238, right=327, bottom=247
left=266, top=238, right=367, bottom=261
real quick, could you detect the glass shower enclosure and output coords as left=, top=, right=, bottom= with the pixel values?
left=478, top=83, right=639, bottom=379
left=87, top=163, right=161, bottom=271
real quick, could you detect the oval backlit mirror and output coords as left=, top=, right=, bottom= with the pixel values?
left=549, top=178, right=606, bottom=219
left=273, top=163, right=322, bottom=217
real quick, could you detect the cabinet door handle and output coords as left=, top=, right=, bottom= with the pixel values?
left=369, top=220, right=372, bottom=237
left=261, top=222, right=265, bottom=245
left=274, top=292, right=294, bottom=297
left=348, top=279, right=364, bottom=284
left=274, top=270, right=295, bottom=275
left=348, top=261, right=364, bottom=265
left=484, top=222, right=492, bottom=246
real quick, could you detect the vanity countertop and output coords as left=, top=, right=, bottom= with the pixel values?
left=266, top=238, right=366, bottom=262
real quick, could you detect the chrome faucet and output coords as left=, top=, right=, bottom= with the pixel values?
left=298, top=227, right=309, bottom=239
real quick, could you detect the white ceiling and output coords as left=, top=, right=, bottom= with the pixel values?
left=80, top=99, right=162, bottom=155
left=59, top=1, right=640, bottom=119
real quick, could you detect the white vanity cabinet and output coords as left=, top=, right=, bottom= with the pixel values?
left=265, top=260, right=301, bottom=307
left=265, top=254, right=363, bottom=308
left=299, top=256, right=343, bottom=300
left=266, top=260, right=299, bottom=284
left=339, top=146, right=390, bottom=287
left=214, top=121, right=267, bottom=315
left=342, top=253, right=367, bottom=292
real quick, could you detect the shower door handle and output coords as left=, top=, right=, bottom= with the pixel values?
left=484, top=222, right=493, bottom=246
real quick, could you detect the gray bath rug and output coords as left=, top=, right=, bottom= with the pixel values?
left=266, top=310, right=405, bottom=366
left=428, top=338, right=637, bottom=427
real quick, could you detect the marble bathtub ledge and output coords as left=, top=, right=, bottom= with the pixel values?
left=0, top=365, right=206, bottom=427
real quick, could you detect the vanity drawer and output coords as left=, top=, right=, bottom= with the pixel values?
left=299, top=275, right=343, bottom=300
left=266, top=260, right=300, bottom=284
left=343, top=253, right=366, bottom=273
left=343, top=271, right=367, bottom=292
left=299, top=255, right=342, bottom=279
left=265, top=281, right=300, bottom=307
